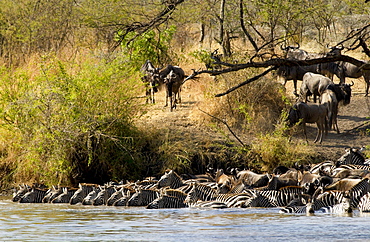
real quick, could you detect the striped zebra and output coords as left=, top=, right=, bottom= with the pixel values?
left=92, top=185, right=116, bottom=206
left=106, top=186, right=133, bottom=206
left=248, top=186, right=304, bottom=208
left=51, top=188, right=78, bottom=203
left=82, top=187, right=101, bottom=205
left=184, top=183, right=217, bottom=205
left=19, top=188, right=49, bottom=203
left=12, top=184, right=31, bottom=202
left=42, top=186, right=69, bottom=203
left=309, top=160, right=335, bottom=175
left=358, top=192, right=370, bottom=212
left=348, top=178, right=370, bottom=208
left=69, top=183, right=98, bottom=205
left=339, top=164, right=370, bottom=171
left=191, top=200, right=228, bottom=208
left=127, top=188, right=159, bottom=206
left=337, top=148, right=366, bottom=166
left=216, top=191, right=257, bottom=208
left=157, top=170, right=185, bottom=189
left=185, top=183, right=256, bottom=208
left=161, top=188, right=187, bottom=202
left=309, top=191, right=350, bottom=213
left=279, top=204, right=312, bottom=214
left=113, top=190, right=131, bottom=206
left=146, top=195, right=188, bottom=209
left=317, top=195, right=353, bottom=214
left=135, top=180, right=158, bottom=189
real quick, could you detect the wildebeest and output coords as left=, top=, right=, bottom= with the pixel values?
left=163, top=68, right=184, bottom=111
left=336, top=61, right=370, bottom=96
left=141, top=61, right=186, bottom=110
left=320, top=88, right=338, bottom=132
left=278, top=45, right=344, bottom=95
left=141, top=60, right=162, bottom=104
left=299, top=72, right=334, bottom=103
left=281, top=43, right=309, bottom=60
left=287, top=102, right=328, bottom=143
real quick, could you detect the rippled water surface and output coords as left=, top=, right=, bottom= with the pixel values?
left=1, top=196, right=370, bottom=241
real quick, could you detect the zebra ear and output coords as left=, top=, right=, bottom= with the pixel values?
left=79, top=183, right=83, bottom=189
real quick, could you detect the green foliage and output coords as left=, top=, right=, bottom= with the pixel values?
left=250, top=111, right=315, bottom=172
left=0, top=54, right=146, bottom=185
left=118, top=25, right=177, bottom=69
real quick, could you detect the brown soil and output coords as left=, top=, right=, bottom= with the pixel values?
left=137, top=75, right=370, bottom=163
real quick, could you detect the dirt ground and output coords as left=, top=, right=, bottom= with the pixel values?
left=137, top=75, right=370, bottom=163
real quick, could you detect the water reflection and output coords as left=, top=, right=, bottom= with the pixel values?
left=1, top=197, right=370, bottom=241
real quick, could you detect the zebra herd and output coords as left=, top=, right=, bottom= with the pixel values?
left=11, top=147, right=370, bottom=215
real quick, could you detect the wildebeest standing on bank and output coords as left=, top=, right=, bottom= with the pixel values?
left=163, top=70, right=183, bottom=111
left=140, top=61, right=186, bottom=110
left=161, top=65, right=185, bottom=111
left=335, top=61, right=370, bottom=96
left=140, top=60, right=162, bottom=104
left=319, top=82, right=353, bottom=133
left=287, top=102, right=328, bottom=143
left=299, top=72, right=333, bottom=103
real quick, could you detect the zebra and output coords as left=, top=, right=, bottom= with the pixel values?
left=42, top=186, right=67, bottom=203
left=69, top=183, right=98, bottom=205
left=309, top=191, right=349, bottom=212
left=249, top=186, right=304, bottom=208
left=185, top=183, right=256, bottom=208
left=191, top=200, right=228, bottom=208
left=160, top=188, right=188, bottom=202
left=12, top=184, right=31, bottom=202
left=309, top=160, right=335, bottom=174
left=279, top=205, right=311, bottom=214
left=184, top=183, right=217, bottom=205
left=157, top=170, right=185, bottom=189
left=92, top=185, right=116, bottom=206
left=106, top=186, right=132, bottom=206
left=358, top=192, right=370, bottom=212
left=347, top=178, right=370, bottom=208
left=146, top=195, right=188, bottom=209
left=337, top=148, right=366, bottom=166
left=113, top=190, right=131, bottom=206
left=216, top=191, right=257, bottom=208
left=135, top=180, right=158, bottom=189
left=51, top=188, right=78, bottom=203
left=339, top=164, right=370, bottom=171
left=317, top=195, right=353, bottom=214
left=19, top=188, right=49, bottom=203
left=127, top=188, right=159, bottom=206
left=82, top=186, right=101, bottom=205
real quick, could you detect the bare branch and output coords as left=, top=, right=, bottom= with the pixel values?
left=198, top=108, right=246, bottom=147
left=111, top=1, right=184, bottom=51
left=215, top=66, right=277, bottom=97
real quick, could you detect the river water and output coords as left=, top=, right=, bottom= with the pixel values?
left=1, top=196, right=370, bottom=241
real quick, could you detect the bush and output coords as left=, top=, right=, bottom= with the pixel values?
left=0, top=54, right=146, bottom=186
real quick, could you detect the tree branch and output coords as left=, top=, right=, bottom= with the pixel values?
left=215, top=66, right=277, bottom=97
left=198, top=108, right=246, bottom=146
left=111, top=1, right=184, bottom=51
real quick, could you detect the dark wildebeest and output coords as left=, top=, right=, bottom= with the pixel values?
left=335, top=61, right=370, bottom=96
left=278, top=45, right=344, bottom=95
left=281, top=43, right=309, bottom=60
left=319, top=82, right=353, bottom=133
left=140, top=60, right=162, bottom=104
left=287, top=102, right=328, bottom=143
left=320, top=88, right=338, bottom=133
left=162, top=66, right=185, bottom=111
left=141, top=61, right=186, bottom=108
left=299, top=72, right=334, bottom=103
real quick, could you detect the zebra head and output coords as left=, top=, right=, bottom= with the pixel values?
left=12, top=184, right=31, bottom=202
